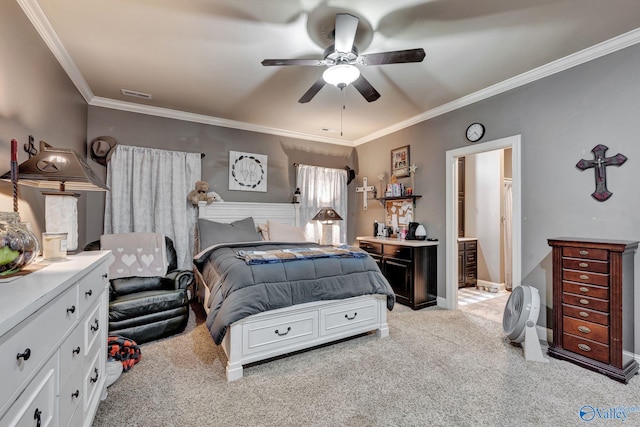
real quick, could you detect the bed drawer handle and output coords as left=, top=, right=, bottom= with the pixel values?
left=579, top=299, right=589, bottom=305
left=17, top=348, right=31, bottom=362
left=578, top=326, right=591, bottom=334
left=578, top=343, right=591, bottom=352
left=579, top=262, right=589, bottom=268
left=579, top=250, right=589, bottom=255
left=274, top=327, right=291, bottom=337
left=579, top=311, right=589, bottom=318
left=345, top=312, right=358, bottom=321
left=579, top=287, right=589, bottom=293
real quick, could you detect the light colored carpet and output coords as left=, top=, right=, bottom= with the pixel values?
left=94, top=302, right=640, bottom=427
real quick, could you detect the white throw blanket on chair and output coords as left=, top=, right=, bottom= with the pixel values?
left=101, top=233, right=168, bottom=280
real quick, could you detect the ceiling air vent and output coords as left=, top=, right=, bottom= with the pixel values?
left=121, top=89, right=152, bottom=100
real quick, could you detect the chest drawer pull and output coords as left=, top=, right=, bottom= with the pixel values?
left=579, top=311, right=589, bottom=318
left=579, top=262, right=589, bottom=268
left=72, top=390, right=80, bottom=399
left=579, top=250, right=589, bottom=255
left=90, top=319, right=100, bottom=332
left=34, top=408, right=42, bottom=427
left=578, top=343, right=591, bottom=352
left=90, top=367, right=99, bottom=383
left=578, top=326, right=591, bottom=334
left=73, top=346, right=81, bottom=355
left=579, top=275, right=589, bottom=280
left=85, top=289, right=93, bottom=296
left=579, top=299, right=589, bottom=305
left=66, top=305, right=76, bottom=314
left=579, top=287, right=589, bottom=293
left=344, top=312, right=358, bottom=321
left=16, top=348, right=31, bottom=361
left=274, top=327, right=291, bottom=336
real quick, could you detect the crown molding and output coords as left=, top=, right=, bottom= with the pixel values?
left=353, top=27, right=640, bottom=146
left=89, top=97, right=354, bottom=146
left=17, top=0, right=94, bottom=103
left=19, top=0, right=640, bottom=147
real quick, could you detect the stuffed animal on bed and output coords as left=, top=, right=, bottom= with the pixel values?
left=187, top=181, right=218, bottom=205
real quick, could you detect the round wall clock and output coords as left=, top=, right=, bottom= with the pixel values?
left=466, top=123, right=485, bottom=142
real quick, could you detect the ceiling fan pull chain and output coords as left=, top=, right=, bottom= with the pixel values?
left=340, top=87, right=346, bottom=136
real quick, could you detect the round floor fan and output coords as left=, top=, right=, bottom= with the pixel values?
left=502, top=285, right=549, bottom=363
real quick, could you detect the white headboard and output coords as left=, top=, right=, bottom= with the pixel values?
left=198, top=201, right=300, bottom=226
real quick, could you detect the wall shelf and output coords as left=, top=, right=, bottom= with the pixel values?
left=375, top=195, right=422, bottom=206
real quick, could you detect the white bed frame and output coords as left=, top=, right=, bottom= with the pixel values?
left=197, top=201, right=390, bottom=381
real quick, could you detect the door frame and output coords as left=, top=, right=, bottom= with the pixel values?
left=444, top=135, right=522, bottom=309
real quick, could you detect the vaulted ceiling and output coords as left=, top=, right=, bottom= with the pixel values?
left=21, top=0, right=640, bottom=145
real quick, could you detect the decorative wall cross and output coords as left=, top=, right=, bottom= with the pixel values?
left=356, top=177, right=375, bottom=210
left=576, top=144, right=627, bottom=202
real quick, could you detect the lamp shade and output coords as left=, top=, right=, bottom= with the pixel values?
left=322, top=64, right=360, bottom=87
left=312, top=207, right=343, bottom=222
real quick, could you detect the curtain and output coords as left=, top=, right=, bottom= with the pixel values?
left=104, top=145, right=201, bottom=269
left=296, top=164, right=347, bottom=244
left=503, top=178, right=513, bottom=290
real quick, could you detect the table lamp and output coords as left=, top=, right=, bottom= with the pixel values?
left=1, top=140, right=109, bottom=251
left=312, top=207, right=342, bottom=245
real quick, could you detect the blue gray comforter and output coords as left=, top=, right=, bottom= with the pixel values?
left=194, top=241, right=395, bottom=345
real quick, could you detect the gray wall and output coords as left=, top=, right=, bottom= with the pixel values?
left=0, top=1, right=88, bottom=246
left=355, top=43, right=640, bottom=330
left=86, top=107, right=358, bottom=243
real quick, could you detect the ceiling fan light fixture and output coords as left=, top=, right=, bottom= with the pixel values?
left=323, top=64, right=360, bottom=87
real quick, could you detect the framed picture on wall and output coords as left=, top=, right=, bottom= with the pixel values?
left=229, top=151, right=268, bottom=192
left=391, top=145, right=410, bottom=178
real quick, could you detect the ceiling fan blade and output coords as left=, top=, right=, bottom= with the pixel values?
left=262, top=59, right=326, bottom=66
left=298, top=77, right=326, bottom=103
left=334, top=13, right=359, bottom=54
left=358, top=48, right=426, bottom=66
left=352, top=75, right=380, bottom=102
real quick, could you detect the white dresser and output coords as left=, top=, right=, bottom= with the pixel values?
left=0, top=251, right=112, bottom=427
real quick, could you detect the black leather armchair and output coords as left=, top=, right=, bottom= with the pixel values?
left=85, top=236, right=193, bottom=344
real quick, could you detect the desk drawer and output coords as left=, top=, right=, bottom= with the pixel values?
left=359, top=241, right=382, bottom=255
left=0, top=284, right=77, bottom=410
left=562, top=293, right=609, bottom=313
left=562, top=282, right=608, bottom=300
left=563, top=333, right=609, bottom=364
left=563, top=316, right=608, bottom=344
left=320, top=298, right=379, bottom=336
left=242, top=311, right=318, bottom=355
left=383, top=245, right=412, bottom=261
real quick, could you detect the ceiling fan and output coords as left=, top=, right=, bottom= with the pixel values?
left=261, top=13, right=426, bottom=103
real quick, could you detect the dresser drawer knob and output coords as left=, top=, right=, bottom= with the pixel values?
left=90, top=367, right=99, bottom=383
left=579, top=299, right=589, bottom=305
left=578, top=343, right=591, bottom=352
left=579, top=311, right=590, bottom=318
left=579, top=287, right=589, bottom=293
left=345, top=312, right=358, bottom=321
left=578, top=326, right=591, bottom=334
left=73, top=346, right=81, bottom=355
left=274, top=327, right=291, bottom=337
left=579, top=275, right=589, bottom=280
left=71, top=390, right=80, bottom=399
left=90, top=319, right=100, bottom=332
left=579, top=250, right=589, bottom=255
left=102, top=273, right=108, bottom=279
left=579, top=262, right=589, bottom=268
left=66, top=305, right=76, bottom=314
left=16, top=348, right=31, bottom=361
left=85, top=289, right=93, bottom=297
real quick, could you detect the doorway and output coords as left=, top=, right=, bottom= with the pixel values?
left=445, top=135, right=522, bottom=310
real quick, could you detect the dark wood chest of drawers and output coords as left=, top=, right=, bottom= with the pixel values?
left=358, top=238, right=437, bottom=310
left=458, top=239, right=477, bottom=288
left=547, top=237, right=638, bottom=383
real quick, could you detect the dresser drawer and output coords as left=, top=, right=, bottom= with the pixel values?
left=59, top=324, right=83, bottom=388
left=383, top=245, right=412, bottom=260
left=562, top=258, right=608, bottom=274
left=242, top=311, right=318, bottom=355
left=563, top=333, right=609, bottom=364
left=358, top=241, right=382, bottom=255
left=0, top=354, right=57, bottom=427
left=563, top=316, right=608, bottom=344
left=563, top=270, right=608, bottom=286
left=0, top=284, right=78, bottom=410
left=464, top=241, right=477, bottom=251
left=562, top=304, right=609, bottom=326
left=84, top=299, right=104, bottom=360
left=84, top=350, right=103, bottom=412
left=562, top=282, right=608, bottom=300
left=319, top=298, right=379, bottom=337
left=78, top=264, right=108, bottom=316
left=563, top=293, right=609, bottom=313
left=562, top=247, right=608, bottom=261
left=59, top=369, right=82, bottom=427
left=465, top=251, right=476, bottom=265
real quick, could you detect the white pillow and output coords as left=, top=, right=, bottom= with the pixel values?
left=267, top=220, right=308, bottom=242
left=257, top=223, right=269, bottom=240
